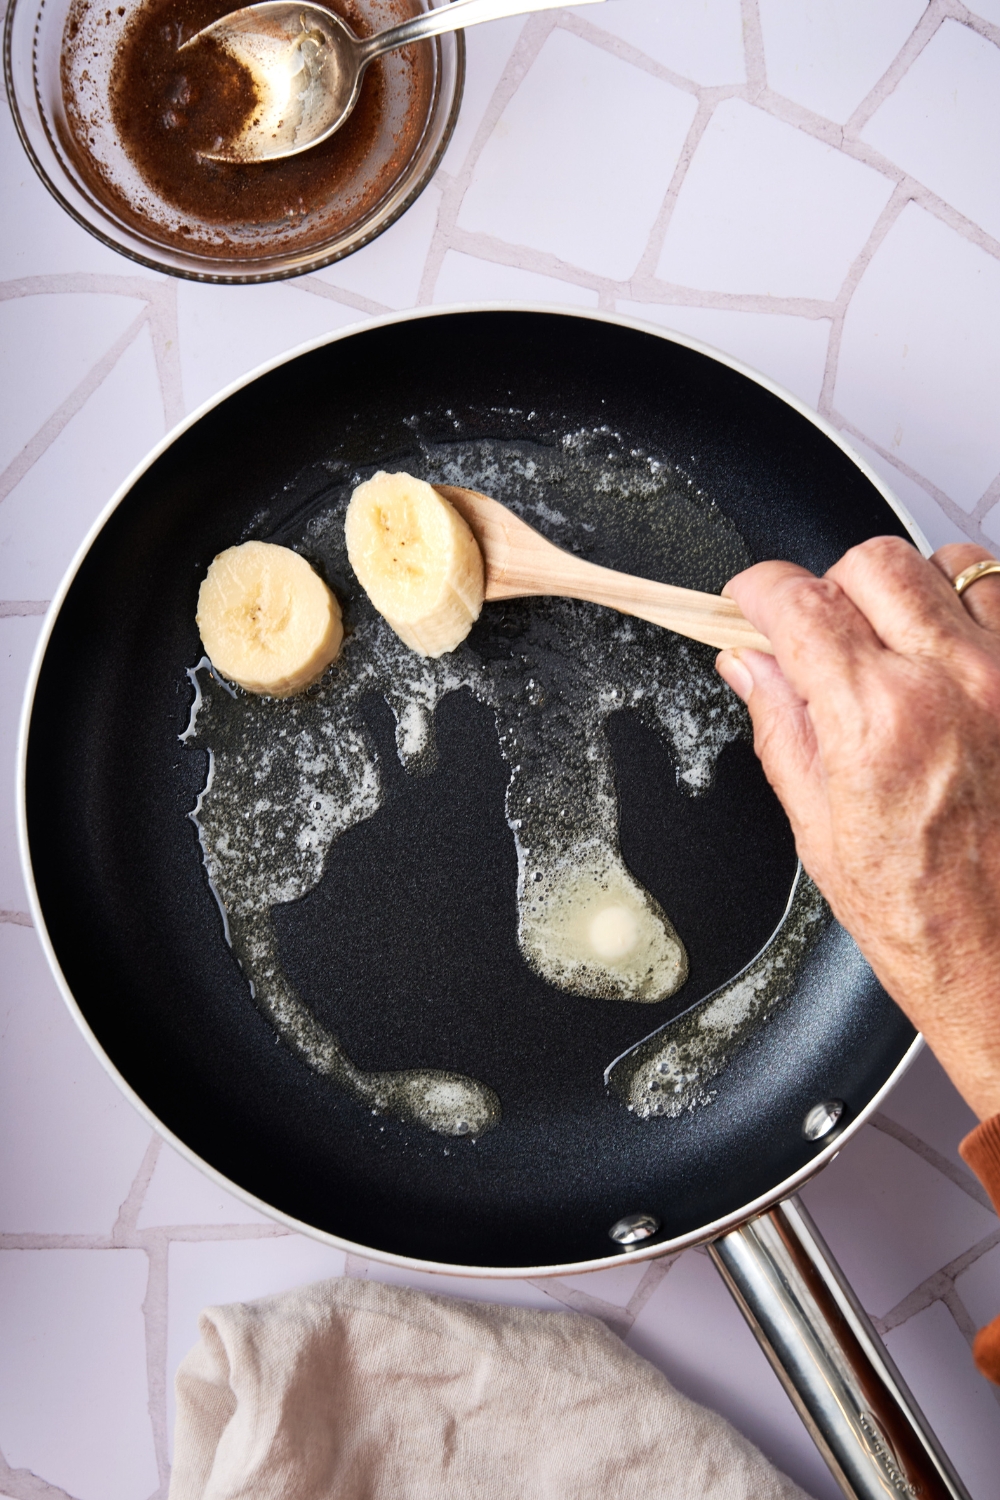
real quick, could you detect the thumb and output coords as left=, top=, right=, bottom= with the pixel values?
left=716, top=648, right=825, bottom=849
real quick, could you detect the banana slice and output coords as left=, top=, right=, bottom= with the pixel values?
left=345, top=471, right=485, bottom=657
left=196, top=540, right=343, bottom=697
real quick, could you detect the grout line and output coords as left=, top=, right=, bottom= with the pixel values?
left=841, top=0, right=949, bottom=138
left=748, top=88, right=852, bottom=153
left=414, top=178, right=455, bottom=307
left=969, top=471, right=1000, bottom=525
left=0, top=273, right=162, bottom=303
left=0, top=911, right=32, bottom=927
left=752, top=85, right=843, bottom=147
left=709, top=69, right=1000, bottom=274
left=0, top=308, right=150, bottom=507
left=740, top=0, right=767, bottom=98
left=874, top=1225, right=1000, bottom=1335
left=0, top=1223, right=293, bottom=1250
left=0, top=1233, right=115, bottom=1250
left=941, top=1286, right=981, bottom=1346
left=112, top=1135, right=163, bottom=1244
left=625, top=1252, right=681, bottom=1319
left=442, top=229, right=839, bottom=318
left=556, top=12, right=700, bottom=95
left=630, top=94, right=722, bottom=284
left=527, top=1251, right=683, bottom=1336
left=134, top=1223, right=293, bottom=1243
left=835, top=138, right=1000, bottom=265
left=0, top=1444, right=83, bottom=1500
left=526, top=1277, right=633, bottom=1337
left=929, top=1290, right=1000, bottom=1411
left=446, top=227, right=611, bottom=297
left=626, top=285, right=835, bottom=318
left=0, top=600, right=49, bottom=616
left=144, top=281, right=185, bottom=431
left=416, top=11, right=558, bottom=304
left=869, top=1113, right=995, bottom=1212
left=832, top=414, right=992, bottom=546
left=294, top=278, right=392, bottom=317
left=958, top=1, right=1000, bottom=50
left=141, top=1234, right=172, bottom=1498
left=818, top=181, right=913, bottom=417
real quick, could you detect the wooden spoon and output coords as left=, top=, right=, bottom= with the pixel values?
left=434, top=485, right=773, bottom=655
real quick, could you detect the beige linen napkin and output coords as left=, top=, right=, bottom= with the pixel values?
left=170, top=1275, right=810, bottom=1500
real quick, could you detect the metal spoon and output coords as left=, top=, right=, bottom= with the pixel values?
left=182, top=0, right=609, bottom=164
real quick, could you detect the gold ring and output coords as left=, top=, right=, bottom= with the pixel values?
left=953, top=559, right=1000, bottom=597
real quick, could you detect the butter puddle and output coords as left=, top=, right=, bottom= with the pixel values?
left=519, top=852, right=687, bottom=1003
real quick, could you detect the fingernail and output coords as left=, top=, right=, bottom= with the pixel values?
left=716, top=650, right=754, bottom=702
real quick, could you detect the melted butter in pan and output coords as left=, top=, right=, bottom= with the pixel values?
left=184, top=428, right=758, bottom=1135
left=520, top=853, right=687, bottom=1003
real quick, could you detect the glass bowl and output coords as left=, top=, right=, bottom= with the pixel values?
left=4, top=0, right=464, bottom=282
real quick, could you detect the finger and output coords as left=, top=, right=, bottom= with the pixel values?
left=723, top=561, right=883, bottom=706
left=716, top=648, right=826, bottom=851
left=714, top=648, right=753, bottom=702
left=932, top=543, right=1000, bottom=635
left=826, top=535, right=975, bottom=654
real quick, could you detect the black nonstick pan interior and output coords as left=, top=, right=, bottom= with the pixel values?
left=24, top=310, right=917, bottom=1270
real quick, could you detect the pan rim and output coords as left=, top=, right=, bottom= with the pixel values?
left=16, top=301, right=926, bottom=1277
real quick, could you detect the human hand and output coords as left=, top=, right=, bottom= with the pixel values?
left=716, top=537, right=1000, bottom=1122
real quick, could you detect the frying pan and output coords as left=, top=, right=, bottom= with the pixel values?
left=18, top=309, right=970, bottom=1499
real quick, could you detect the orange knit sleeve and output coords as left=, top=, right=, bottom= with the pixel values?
left=958, top=1114, right=1000, bottom=1385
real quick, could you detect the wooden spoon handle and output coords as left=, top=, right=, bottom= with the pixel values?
left=567, top=568, right=773, bottom=653
left=435, top=484, right=773, bottom=655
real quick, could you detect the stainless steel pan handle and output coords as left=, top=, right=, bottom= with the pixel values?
left=709, top=1198, right=971, bottom=1500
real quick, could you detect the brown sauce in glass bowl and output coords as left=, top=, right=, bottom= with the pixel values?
left=60, top=0, right=436, bottom=260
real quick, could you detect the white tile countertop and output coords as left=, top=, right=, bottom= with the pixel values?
left=3, top=2, right=1000, bottom=1497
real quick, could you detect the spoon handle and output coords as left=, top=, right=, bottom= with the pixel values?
left=534, top=557, right=773, bottom=654
left=358, top=0, right=608, bottom=66
left=435, top=485, right=774, bottom=655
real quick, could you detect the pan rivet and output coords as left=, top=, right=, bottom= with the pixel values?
left=609, top=1212, right=660, bottom=1249
left=803, top=1100, right=845, bottom=1142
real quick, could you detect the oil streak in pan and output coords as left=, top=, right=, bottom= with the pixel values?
left=607, top=864, right=831, bottom=1119
left=182, top=430, right=827, bottom=1136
